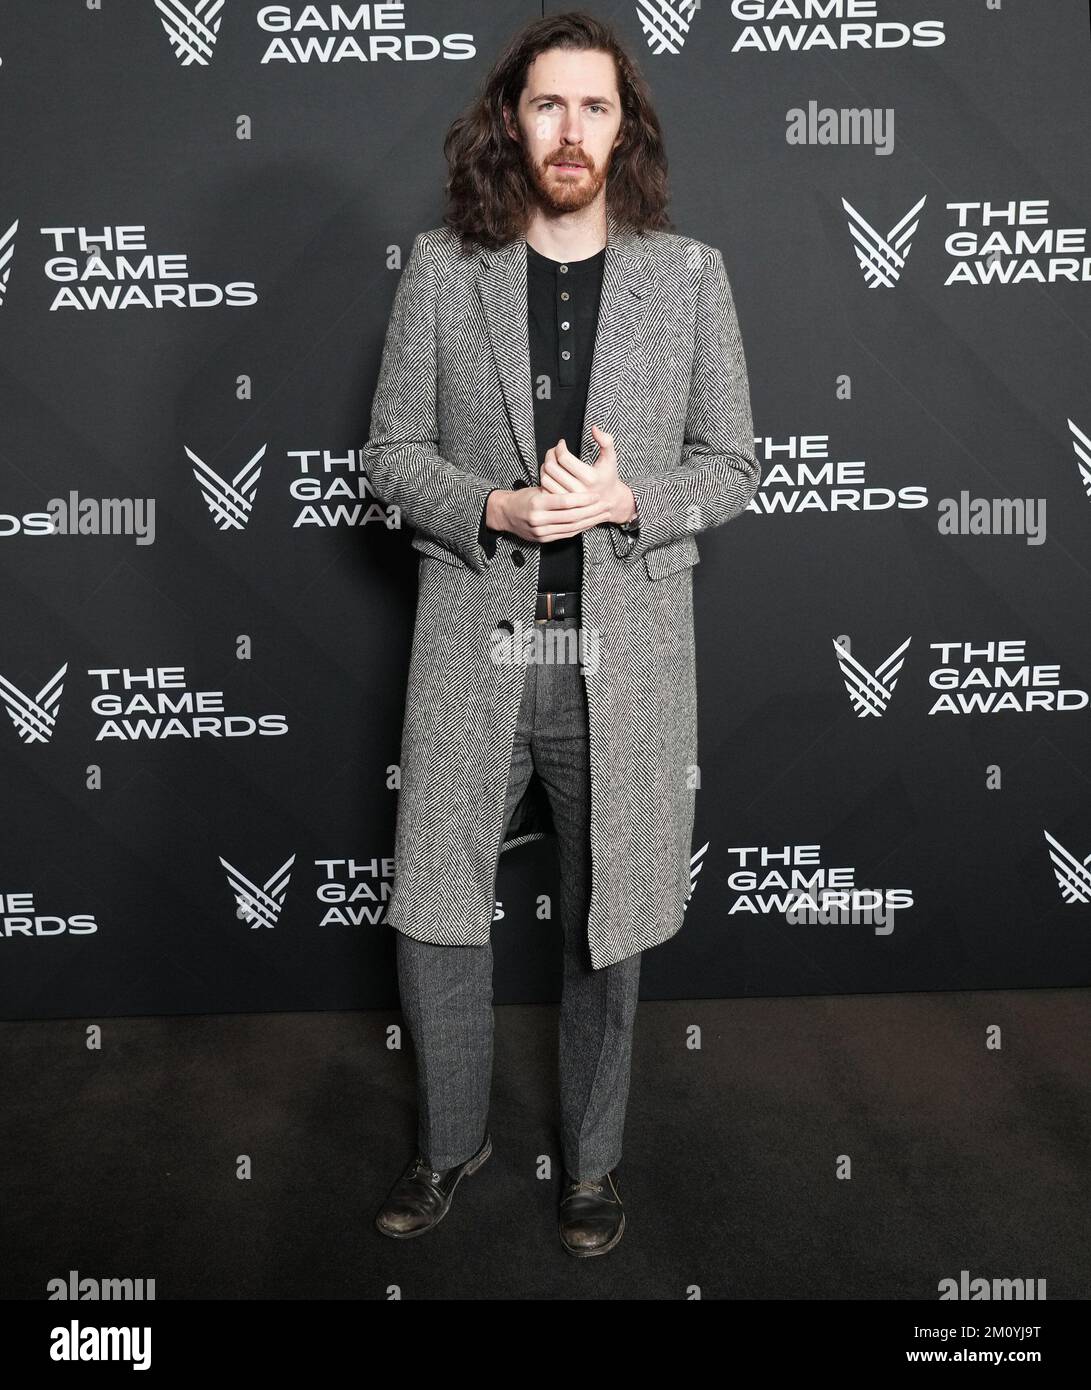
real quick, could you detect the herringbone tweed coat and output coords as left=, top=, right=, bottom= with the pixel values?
left=362, top=208, right=760, bottom=969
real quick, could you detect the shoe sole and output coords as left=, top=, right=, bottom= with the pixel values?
left=374, top=1133, right=493, bottom=1240
left=558, top=1209, right=626, bottom=1258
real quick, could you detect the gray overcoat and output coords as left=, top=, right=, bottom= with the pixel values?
left=362, top=209, right=760, bottom=969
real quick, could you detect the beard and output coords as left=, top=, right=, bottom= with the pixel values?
left=524, top=145, right=609, bottom=216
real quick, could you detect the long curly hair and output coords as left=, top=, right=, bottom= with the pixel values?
left=443, top=11, right=673, bottom=253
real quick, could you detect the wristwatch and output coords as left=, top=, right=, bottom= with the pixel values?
left=617, top=515, right=640, bottom=534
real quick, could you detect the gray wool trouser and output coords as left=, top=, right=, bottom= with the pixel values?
left=395, top=613, right=642, bottom=1181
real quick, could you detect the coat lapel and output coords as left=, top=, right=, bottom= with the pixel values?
left=475, top=207, right=655, bottom=487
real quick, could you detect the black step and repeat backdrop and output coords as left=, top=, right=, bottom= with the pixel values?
left=1, top=1, right=1088, bottom=1019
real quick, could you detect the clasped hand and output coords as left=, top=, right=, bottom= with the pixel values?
left=488, top=425, right=636, bottom=543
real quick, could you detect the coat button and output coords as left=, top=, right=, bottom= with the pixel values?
left=512, top=550, right=525, bottom=566
left=497, top=620, right=514, bottom=633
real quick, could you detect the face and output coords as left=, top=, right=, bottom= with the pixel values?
left=505, top=47, right=624, bottom=217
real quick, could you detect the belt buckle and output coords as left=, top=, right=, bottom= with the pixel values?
left=536, top=590, right=573, bottom=623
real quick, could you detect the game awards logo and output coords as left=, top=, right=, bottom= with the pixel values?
left=843, top=194, right=927, bottom=288
left=638, top=0, right=701, bottom=55
left=158, top=0, right=226, bottom=66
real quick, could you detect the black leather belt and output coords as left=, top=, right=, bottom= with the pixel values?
left=535, top=590, right=580, bottom=622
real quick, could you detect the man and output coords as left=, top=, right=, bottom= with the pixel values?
left=363, top=12, right=760, bottom=1257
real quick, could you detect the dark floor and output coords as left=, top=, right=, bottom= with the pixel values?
left=3, top=988, right=1088, bottom=1299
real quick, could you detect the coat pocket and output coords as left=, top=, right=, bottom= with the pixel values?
left=644, top=534, right=700, bottom=580
left=411, top=532, right=470, bottom=569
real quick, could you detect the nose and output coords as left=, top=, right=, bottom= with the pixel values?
left=560, top=110, right=585, bottom=141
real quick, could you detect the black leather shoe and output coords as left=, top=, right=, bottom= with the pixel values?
left=558, top=1169, right=625, bottom=1256
left=375, top=1131, right=492, bottom=1239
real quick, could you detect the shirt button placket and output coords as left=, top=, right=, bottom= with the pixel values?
left=559, top=267, right=572, bottom=382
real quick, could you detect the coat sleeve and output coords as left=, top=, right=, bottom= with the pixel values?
left=361, top=232, right=499, bottom=573
left=610, top=245, right=761, bottom=562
